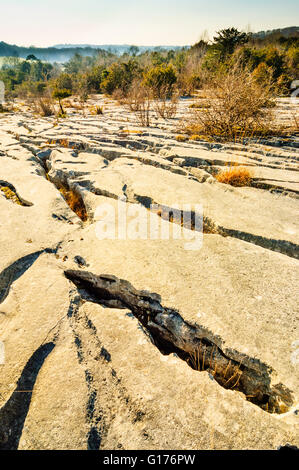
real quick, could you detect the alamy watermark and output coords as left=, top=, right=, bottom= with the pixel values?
left=94, top=198, right=203, bottom=251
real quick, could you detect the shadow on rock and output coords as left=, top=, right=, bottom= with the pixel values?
left=0, top=342, right=55, bottom=450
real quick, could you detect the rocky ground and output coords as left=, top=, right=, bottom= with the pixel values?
left=0, top=95, right=298, bottom=450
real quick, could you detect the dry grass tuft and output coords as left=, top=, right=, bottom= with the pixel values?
left=176, top=135, right=188, bottom=142
left=119, top=129, right=143, bottom=135
left=190, top=134, right=206, bottom=141
left=189, top=101, right=211, bottom=109
left=215, top=166, right=253, bottom=187
left=1, top=186, right=20, bottom=204
left=89, top=105, right=103, bottom=115
left=36, top=98, right=55, bottom=117
left=0, top=186, right=23, bottom=205
left=59, top=186, right=88, bottom=221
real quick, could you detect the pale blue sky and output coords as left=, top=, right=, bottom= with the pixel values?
left=0, top=0, right=298, bottom=46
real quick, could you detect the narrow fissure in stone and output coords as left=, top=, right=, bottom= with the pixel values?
left=64, top=270, right=294, bottom=415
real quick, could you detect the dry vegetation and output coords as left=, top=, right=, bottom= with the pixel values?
left=1, top=29, right=297, bottom=138
left=89, top=105, right=103, bottom=115
left=35, top=97, right=55, bottom=116
left=215, top=166, right=253, bottom=187
left=152, top=85, right=179, bottom=119
left=59, top=186, right=88, bottom=221
left=0, top=185, right=23, bottom=205
left=184, top=64, right=277, bottom=141
left=176, top=134, right=188, bottom=142
left=125, top=83, right=153, bottom=126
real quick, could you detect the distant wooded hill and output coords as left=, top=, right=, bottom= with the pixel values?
left=0, top=42, right=185, bottom=63
left=0, top=26, right=298, bottom=63
left=0, top=42, right=110, bottom=62
left=252, top=26, right=299, bottom=38
left=54, top=44, right=185, bottom=53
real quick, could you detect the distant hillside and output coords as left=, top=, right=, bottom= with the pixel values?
left=0, top=41, right=185, bottom=63
left=0, top=41, right=109, bottom=63
left=1, top=27, right=298, bottom=64
left=253, top=26, right=299, bottom=38
left=54, top=44, right=185, bottom=54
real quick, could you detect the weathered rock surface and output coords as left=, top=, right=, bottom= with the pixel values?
left=0, top=96, right=298, bottom=449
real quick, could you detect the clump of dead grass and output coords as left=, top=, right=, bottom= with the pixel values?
left=189, top=101, right=211, bottom=109
left=215, top=166, right=253, bottom=187
left=59, top=186, right=88, bottom=221
left=36, top=97, right=55, bottom=117
left=0, top=186, right=23, bottom=205
left=190, top=134, right=206, bottom=141
left=176, top=134, right=188, bottom=142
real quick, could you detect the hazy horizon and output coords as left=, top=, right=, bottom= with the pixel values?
left=0, top=0, right=298, bottom=48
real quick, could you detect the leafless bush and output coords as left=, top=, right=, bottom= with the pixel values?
left=111, top=88, right=126, bottom=104
left=184, top=64, right=277, bottom=141
left=126, top=81, right=152, bottom=126
left=153, top=85, right=179, bottom=119
left=136, top=88, right=152, bottom=126
left=124, top=79, right=143, bottom=111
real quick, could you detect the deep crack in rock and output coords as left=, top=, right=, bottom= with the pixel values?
left=64, top=269, right=294, bottom=415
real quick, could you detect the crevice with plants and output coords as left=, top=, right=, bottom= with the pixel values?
left=0, top=180, right=33, bottom=207
left=64, top=269, right=294, bottom=415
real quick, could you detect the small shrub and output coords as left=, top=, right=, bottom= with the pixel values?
left=125, top=79, right=144, bottom=111
left=276, top=73, right=293, bottom=95
left=143, top=64, right=177, bottom=98
left=185, top=64, right=276, bottom=141
left=126, top=82, right=152, bottom=126
left=215, top=166, right=252, bottom=187
left=153, top=85, right=179, bottom=119
left=59, top=139, right=70, bottom=148
left=136, top=90, right=152, bottom=126
left=290, top=110, right=299, bottom=131
left=252, top=62, right=274, bottom=86
left=52, top=88, right=72, bottom=115
left=54, top=74, right=73, bottom=93
left=101, top=60, right=140, bottom=96
left=177, top=71, right=202, bottom=96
